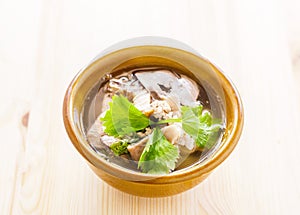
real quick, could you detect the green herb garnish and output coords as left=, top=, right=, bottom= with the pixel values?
left=110, top=140, right=129, bottom=156
left=181, top=106, right=222, bottom=148
left=100, top=95, right=150, bottom=137
left=138, top=128, right=179, bottom=174
left=100, top=95, right=222, bottom=174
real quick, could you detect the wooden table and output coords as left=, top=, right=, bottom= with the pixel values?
left=1, top=0, right=300, bottom=214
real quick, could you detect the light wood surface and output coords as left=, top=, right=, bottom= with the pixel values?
left=1, top=0, right=300, bottom=214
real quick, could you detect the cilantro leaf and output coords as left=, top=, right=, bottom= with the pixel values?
left=181, top=106, right=222, bottom=148
left=110, top=140, right=129, bottom=156
left=138, top=128, right=179, bottom=174
left=100, top=95, right=150, bottom=137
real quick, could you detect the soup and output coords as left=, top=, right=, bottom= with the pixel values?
left=82, top=62, right=225, bottom=174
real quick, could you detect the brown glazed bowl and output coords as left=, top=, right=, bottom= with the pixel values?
left=63, top=37, right=243, bottom=197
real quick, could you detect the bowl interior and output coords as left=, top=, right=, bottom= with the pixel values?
left=64, top=45, right=243, bottom=183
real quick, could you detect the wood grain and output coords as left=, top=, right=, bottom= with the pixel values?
left=1, top=0, right=300, bottom=214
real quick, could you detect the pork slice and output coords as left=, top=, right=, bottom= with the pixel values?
left=127, top=137, right=148, bottom=161
left=161, top=124, right=182, bottom=144
left=133, top=91, right=153, bottom=116
left=135, top=70, right=199, bottom=106
left=161, top=123, right=196, bottom=151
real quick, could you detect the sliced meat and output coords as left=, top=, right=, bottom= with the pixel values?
left=163, top=95, right=181, bottom=112
left=161, top=124, right=182, bottom=144
left=178, top=75, right=199, bottom=102
left=135, top=70, right=200, bottom=107
left=161, top=123, right=196, bottom=152
left=127, top=137, right=148, bottom=161
left=178, top=133, right=196, bottom=151
left=133, top=91, right=153, bottom=116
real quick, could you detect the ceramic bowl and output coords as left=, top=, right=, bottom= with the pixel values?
left=63, top=37, right=243, bottom=197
